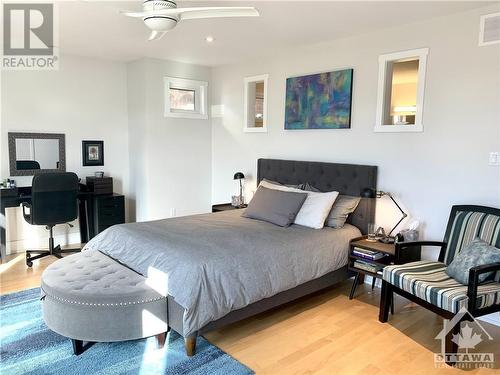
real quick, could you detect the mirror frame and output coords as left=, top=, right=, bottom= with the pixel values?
left=375, top=48, right=429, bottom=133
left=243, top=74, right=269, bottom=133
left=8, top=132, right=66, bottom=176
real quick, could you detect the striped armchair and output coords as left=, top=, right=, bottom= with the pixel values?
left=379, top=205, right=500, bottom=363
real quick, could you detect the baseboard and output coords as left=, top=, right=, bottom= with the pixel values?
left=362, top=276, right=500, bottom=327
left=7, top=232, right=81, bottom=254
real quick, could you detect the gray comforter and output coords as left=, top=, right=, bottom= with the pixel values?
left=83, top=210, right=360, bottom=336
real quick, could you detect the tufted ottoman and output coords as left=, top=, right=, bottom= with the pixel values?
left=41, top=250, right=169, bottom=354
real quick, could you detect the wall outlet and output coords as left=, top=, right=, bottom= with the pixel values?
left=489, top=152, right=500, bottom=166
left=170, top=208, right=176, bottom=217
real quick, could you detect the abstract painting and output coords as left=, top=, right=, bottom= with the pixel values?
left=284, top=69, right=353, bottom=130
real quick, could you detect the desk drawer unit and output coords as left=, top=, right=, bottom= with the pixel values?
left=93, top=195, right=125, bottom=235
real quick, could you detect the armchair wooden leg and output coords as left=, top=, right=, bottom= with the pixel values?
left=379, top=280, right=391, bottom=323
left=185, top=336, right=197, bottom=356
left=444, top=321, right=460, bottom=366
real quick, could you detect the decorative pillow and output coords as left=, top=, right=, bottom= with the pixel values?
left=262, top=178, right=302, bottom=190
left=242, top=186, right=307, bottom=227
left=301, top=183, right=360, bottom=229
left=258, top=180, right=339, bottom=229
left=445, top=239, right=500, bottom=285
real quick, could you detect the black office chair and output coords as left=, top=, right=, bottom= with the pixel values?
left=16, top=160, right=41, bottom=170
left=22, top=172, right=81, bottom=267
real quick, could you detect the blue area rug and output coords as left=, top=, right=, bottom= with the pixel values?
left=0, top=288, right=253, bottom=375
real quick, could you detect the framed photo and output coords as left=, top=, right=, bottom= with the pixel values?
left=82, top=140, right=104, bottom=166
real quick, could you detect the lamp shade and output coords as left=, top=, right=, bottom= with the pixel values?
left=233, top=172, right=245, bottom=180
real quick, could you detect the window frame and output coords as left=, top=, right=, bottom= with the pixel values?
left=243, top=74, right=269, bottom=133
left=374, top=48, right=428, bottom=133
left=164, top=77, right=208, bottom=120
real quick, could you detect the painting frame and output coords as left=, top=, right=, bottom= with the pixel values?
left=284, top=68, right=353, bottom=130
left=82, top=140, right=104, bottom=167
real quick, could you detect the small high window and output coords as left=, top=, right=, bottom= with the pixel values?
left=164, top=77, right=208, bottom=119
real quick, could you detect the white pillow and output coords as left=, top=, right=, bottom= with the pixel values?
left=259, top=180, right=339, bottom=229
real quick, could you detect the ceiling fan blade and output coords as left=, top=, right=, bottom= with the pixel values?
left=177, top=7, right=259, bottom=21
left=121, top=11, right=151, bottom=18
left=121, top=7, right=258, bottom=20
left=149, top=30, right=167, bottom=41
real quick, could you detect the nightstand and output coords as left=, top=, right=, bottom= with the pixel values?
left=348, top=235, right=421, bottom=300
left=212, top=203, right=248, bottom=213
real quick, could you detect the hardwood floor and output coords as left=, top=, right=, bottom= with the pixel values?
left=1, top=254, right=499, bottom=374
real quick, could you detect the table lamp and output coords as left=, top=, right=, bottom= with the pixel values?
left=233, top=172, right=245, bottom=207
left=361, top=188, right=408, bottom=243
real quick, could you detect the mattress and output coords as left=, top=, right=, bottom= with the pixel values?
left=83, top=209, right=361, bottom=336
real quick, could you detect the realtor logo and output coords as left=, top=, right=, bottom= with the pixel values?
left=434, top=307, right=495, bottom=368
left=2, top=2, right=59, bottom=70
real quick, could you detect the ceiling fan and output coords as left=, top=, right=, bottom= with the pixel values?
left=122, top=0, right=260, bottom=41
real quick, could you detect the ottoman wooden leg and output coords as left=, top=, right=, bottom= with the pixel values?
left=72, top=339, right=94, bottom=355
left=72, top=339, right=84, bottom=355
left=155, top=332, right=167, bottom=349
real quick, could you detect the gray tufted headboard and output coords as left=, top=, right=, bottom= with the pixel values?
left=257, top=159, right=377, bottom=234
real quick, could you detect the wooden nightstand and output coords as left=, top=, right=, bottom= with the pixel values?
left=212, top=203, right=248, bottom=213
left=348, top=235, right=421, bottom=300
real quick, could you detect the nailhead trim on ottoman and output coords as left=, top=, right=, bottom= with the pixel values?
left=41, top=250, right=169, bottom=342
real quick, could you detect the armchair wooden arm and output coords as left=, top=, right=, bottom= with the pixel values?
left=467, top=262, right=500, bottom=312
left=396, top=241, right=447, bottom=251
left=395, top=241, right=447, bottom=263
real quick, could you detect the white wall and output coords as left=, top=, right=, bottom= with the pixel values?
left=211, top=5, right=500, bottom=242
left=1, top=55, right=130, bottom=252
left=127, top=58, right=212, bottom=222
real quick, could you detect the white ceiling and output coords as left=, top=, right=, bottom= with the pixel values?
left=56, top=1, right=492, bottom=66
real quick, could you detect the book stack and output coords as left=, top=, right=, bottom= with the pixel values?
left=353, top=260, right=384, bottom=274
left=352, top=247, right=386, bottom=261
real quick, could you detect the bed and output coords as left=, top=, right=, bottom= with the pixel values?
left=84, top=159, right=377, bottom=355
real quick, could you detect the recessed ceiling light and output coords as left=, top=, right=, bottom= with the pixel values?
left=205, top=36, right=215, bottom=43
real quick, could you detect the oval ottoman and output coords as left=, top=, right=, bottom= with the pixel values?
left=41, top=250, right=169, bottom=354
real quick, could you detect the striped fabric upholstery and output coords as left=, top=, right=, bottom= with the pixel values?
left=444, top=211, right=500, bottom=265
left=383, top=261, right=500, bottom=313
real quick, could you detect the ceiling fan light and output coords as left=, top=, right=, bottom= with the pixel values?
left=143, top=16, right=178, bottom=32
left=205, top=36, right=214, bottom=43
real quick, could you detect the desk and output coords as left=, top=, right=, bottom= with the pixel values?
left=0, top=186, right=121, bottom=263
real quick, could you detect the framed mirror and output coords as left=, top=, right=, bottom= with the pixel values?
left=375, top=48, right=428, bottom=132
left=244, top=74, right=268, bottom=133
left=8, top=132, right=66, bottom=176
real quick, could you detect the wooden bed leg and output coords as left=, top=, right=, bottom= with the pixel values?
left=185, top=336, right=197, bottom=356
left=155, top=332, right=167, bottom=349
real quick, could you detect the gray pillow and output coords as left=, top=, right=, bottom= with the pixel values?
left=325, top=195, right=361, bottom=228
left=242, top=186, right=307, bottom=227
left=446, top=239, right=500, bottom=285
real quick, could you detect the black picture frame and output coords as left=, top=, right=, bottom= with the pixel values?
left=82, top=140, right=104, bottom=166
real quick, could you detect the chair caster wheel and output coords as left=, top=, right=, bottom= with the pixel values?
left=26, top=261, right=33, bottom=267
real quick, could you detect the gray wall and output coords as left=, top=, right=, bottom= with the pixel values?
left=127, top=58, right=212, bottom=222
left=210, top=4, right=500, bottom=241
left=1, top=55, right=130, bottom=251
